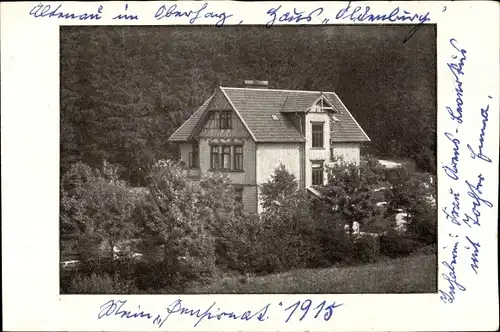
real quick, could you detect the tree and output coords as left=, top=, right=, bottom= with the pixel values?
left=259, top=165, right=318, bottom=271
left=322, top=157, right=384, bottom=235
left=61, top=26, right=436, bottom=185
left=259, top=164, right=299, bottom=210
left=138, top=160, right=217, bottom=278
left=387, top=166, right=436, bottom=244
left=60, top=161, right=139, bottom=260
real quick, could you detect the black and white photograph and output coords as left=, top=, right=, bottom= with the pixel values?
left=60, top=25, right=437, bottom=294
left=3, top=1, right=500, bottom=331
left=59, top=25, right=438, bottom=295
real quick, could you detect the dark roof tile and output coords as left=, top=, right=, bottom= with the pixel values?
left=169, top=88, right=370, bottom=143
left=169, top=96, right=213, bottom=141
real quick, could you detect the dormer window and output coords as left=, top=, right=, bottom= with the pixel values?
left=313, top=96, right=337, bottom=113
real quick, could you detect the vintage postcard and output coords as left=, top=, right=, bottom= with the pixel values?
left=1, top=1, right=499, bottom=331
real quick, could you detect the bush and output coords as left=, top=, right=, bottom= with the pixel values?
left=60, top=161, right=140, bottom=260
left=214, top=212, right=266, bottom=273
left=354, top=235, right=380, bottom=263
left=65, top=272, right=138, bottom=294
left=379, top=233, right=419, bottom=258
left=256, top=165, right=321, bottom=273
left=138, top=160, right=218, bottom=282
left=311, top=220, right=356, bottom=266
left=407, top=201, right=437, bottom=246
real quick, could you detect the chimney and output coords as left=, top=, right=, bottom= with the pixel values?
left=243, top=80, right=269, bottom=89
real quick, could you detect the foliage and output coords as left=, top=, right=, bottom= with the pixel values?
left=261, top=191, right=321, bottom=272
left=137, top=160, right=217, bottom=279
left=387, top=166, right=436, bottom=245
left=259, top=163, right=298, bottom=210
left=257, top=165, right=321, bottom=273
left=354, top=236, right=380, bottom=264
left=61, top=26, right=437, bottom=186
left=60, top=162, right=139, bottom=260
left=379, top=232, right=419, bottom=258
left=360, top=155, right=388, bottom=188
left=59, top=156, right=437, bottom=293
left=406, top=200, right=437, bottom=245
left=310, top=208, right=358, bottom=266
left=64, top=272, right=138, bottom=294
left=322, top=157, right=385, bottom=234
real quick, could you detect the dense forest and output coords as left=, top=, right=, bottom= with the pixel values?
left=60, top=25, right=436, bottom=185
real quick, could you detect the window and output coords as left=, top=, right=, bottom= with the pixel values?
left=312, top=123, right=324, bottom=148
left=312, top=161, right=324, bottom=186
left=234, top=146, right=243, bottom=170
left=189, top=142, right=199, bottom=168
left=210, top=144, right=244, bottom=171
left=210, top=111, right=220, bottom=129
left=222, top=146, right=231, bottom=170
left=210, top=146, right=220, bottom=169
left=219, top=111, right=232, bottom=129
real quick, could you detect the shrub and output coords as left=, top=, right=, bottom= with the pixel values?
left=354, top=235, right=380, bottom=263
left=60, top=161, right=139, bottom=260
left=139, top=160, right=217, bottom=281
left=214, top=212, right=267, bottom=273
left=379, top=232, right=419, bottom=258
left=406, top=201, right=437, bottom=246
left=66, top=272, right=138, bottom=294
left=259, top=163, right=298, bottom=210
left=316, top=226, right=357, bottom=266
left=413, top=244, right=437, bottom=256
left=258, top=166, right=320, bottom=273
left=323, top=157, right=386, bottom=235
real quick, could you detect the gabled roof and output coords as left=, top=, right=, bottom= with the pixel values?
left=168, top=87, right=370, bottom=143
left=221, top=87, right=306, bottom=142
left=323, top=92, right=371, bottom=142
left=280, top=93, right=321, bottom=113
left=169, top=95, right=213, bottom=142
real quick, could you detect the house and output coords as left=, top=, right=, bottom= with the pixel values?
left=168, top=80, right=370, bottom=213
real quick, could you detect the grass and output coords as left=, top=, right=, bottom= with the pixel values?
left=186, top=253, right=437, bottom=294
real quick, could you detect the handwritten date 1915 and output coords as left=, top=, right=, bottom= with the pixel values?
left=98, top=298, right=344, bottom=327
left=282, top=299, right=344, bottom=323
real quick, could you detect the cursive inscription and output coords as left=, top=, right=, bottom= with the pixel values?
left=464, top=236, right=481, bottom=274
left=439, top=240, right=466, bottom=303
left=29, top=3, right=103, bottom=20
left=462, top=174, right=493, bottom=227
left=154, top=2, right=233, bottom=27
left=440, top=38, right=495, bottom=305
left=335, top=1, right=431, bottom=42
left=442, top=132, right=461, bottom=180
left=446, top=39, right=467, bottom=125
left=466, top=99, right=493, bottom=163
left=98, top=298, right=344, bottom=327
left=442, top=188, right=461, bottom=226
left=265, top=5, right=324, bottom=28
